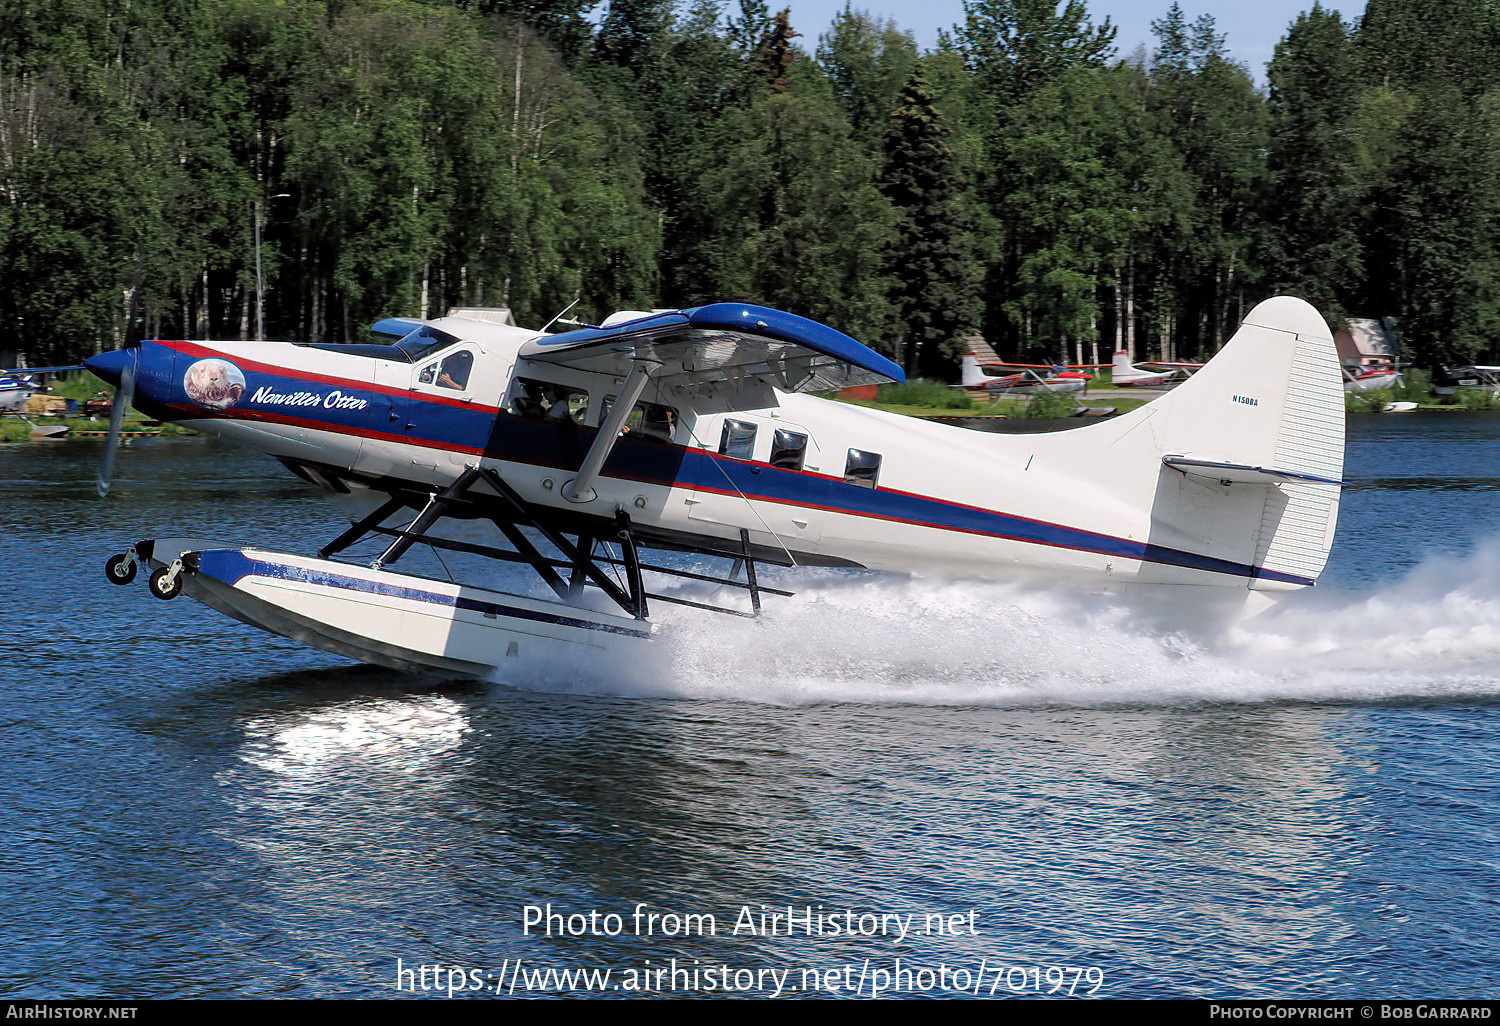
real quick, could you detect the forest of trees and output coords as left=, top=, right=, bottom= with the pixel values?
left=3, top=0, right=1498, bottom=375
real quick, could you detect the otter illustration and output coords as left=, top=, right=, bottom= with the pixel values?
left=183, top=359, right=246, bottom=409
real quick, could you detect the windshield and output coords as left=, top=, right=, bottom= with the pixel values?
left=393, top=325, right=463, bottom=362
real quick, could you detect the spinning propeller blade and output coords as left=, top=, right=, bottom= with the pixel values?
left=95, top=349, right=137, bottom=499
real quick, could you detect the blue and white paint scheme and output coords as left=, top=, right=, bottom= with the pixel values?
left=0, top=374, right=38, bottom=413
left=88, top=297, right=1345, bottom=677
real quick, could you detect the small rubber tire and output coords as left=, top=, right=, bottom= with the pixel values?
left=148, top=566, right=182, bottom=601
left=105, top=553, right=137, bottom=586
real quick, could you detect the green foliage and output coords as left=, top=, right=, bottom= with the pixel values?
left=955, top=0, right=1116, bottom=104
left=875, top=378, right=976, bottom=409
left=1456, top=387, right=1500, bottom=410
left=816, top=6, right=918, bottom=152
left=592, top=0, right=673, bottom=71
left=696, top=84, right=896, bottom=344
left=879, top=70, right=978, bottom=378
left=2, top=0, right=1499, bottom=378
left=1344, top=387, right=1394, bottom=414
left=0, top=420, right=34, bottom=443
left=1263, top=4, right=1363, bottom=318
left=1022, top=389, right=1079, bottom=418
left=1148, top=7, right=1267, bottom=354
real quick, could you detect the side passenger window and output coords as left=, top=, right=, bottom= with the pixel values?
left=719, top=419, right=756, bottom=460
left=509, top=378, right=588, bottom=424
left=599, top=397, right=679, bottom=442
left=844, top=448, right=881, bottom=488
left=769, top=429, right=807, bottom=471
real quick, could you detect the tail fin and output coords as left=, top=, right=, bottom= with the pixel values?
left=1110, top=350, right=1145, bottom=384
left=960, top=354, right=987, bottom=388
left=1033, top=297, right=1345, bottom=596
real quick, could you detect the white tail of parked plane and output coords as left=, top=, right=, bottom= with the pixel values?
left=1027, top=297, right=1344, bottom=606
left=960, top=353, right=999, bottom=387
left=1110, top=350, right=1180, bottom=386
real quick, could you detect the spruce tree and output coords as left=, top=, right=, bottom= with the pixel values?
left=1264, top=3, right=1362, bottom=318
left=752, top=9, right=800, bottom=93
left=878, top=71, right=977, bottom=378
left=592, top=0, right=672, bottom=73
left=955, top=0, right=1116, bottom=104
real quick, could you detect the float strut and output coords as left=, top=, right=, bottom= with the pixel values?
left=740, top=528, right=761, bottom=615
left=372, top=467, right=481, bottom=569
left=615, top=511, right=647, bottom=620
left=320, top=495, right=408, bottom=559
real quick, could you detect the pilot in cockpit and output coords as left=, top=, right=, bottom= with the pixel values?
left=435, top=349, right=473, bottom=390
left=512, top=380, right=547, bottom=419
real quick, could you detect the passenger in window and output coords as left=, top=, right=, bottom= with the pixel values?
left=641, top=405, right=677, bottom=442
left=543, top=388, right=574, bottom=423
left=512, top=380, right=545, bottom=419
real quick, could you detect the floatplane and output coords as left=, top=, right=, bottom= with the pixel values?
left=0, top=372, right=38, bottom=413
left=1432, top=364, right=1500, bottom=397
left=86, top=296, right=1345, bottom=679
left=1108, top=352, right=1201, bottom=389
left=1342, top=363, right=1400, bottom=393
left=959, top=355, right=1093, bottom=395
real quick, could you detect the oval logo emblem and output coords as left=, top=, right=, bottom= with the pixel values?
left=183, top=358, right=246, bottom=410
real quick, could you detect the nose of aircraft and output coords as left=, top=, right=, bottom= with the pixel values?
left=84, top=349, right=131, bottom=388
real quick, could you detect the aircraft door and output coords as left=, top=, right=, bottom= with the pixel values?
left=688, top=416, right=824, bottom=549
left=400, top=346, right=487, bottom=462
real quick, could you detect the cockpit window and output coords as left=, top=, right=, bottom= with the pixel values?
left=434, top=349, right=472, bottom=390
left=393, top=325, right=463, bottom=361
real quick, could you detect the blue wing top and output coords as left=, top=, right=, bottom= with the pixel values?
left=518, top=304, right=905, bottom=392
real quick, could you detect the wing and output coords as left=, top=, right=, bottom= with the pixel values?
left=516, top=304, right=903, bottom=413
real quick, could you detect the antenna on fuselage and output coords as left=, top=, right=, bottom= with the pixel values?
left=538, top=297, right=581, bottom=334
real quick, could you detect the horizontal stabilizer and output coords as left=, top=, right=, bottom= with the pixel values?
left=518, top=304, right=904, bottom=392
left=1163, top=455, right=1344, bottom=487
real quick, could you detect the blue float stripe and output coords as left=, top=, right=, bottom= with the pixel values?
left=194, top=550, right=652, bottom=638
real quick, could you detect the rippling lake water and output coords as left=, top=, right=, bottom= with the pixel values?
left=3, top=413, right=1499, bottom=999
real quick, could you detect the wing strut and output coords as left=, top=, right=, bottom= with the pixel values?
left=565, top=359, right=658, bottom=503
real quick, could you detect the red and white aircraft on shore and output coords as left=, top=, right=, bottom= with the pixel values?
left=960, top=356, right=1093, bottom=395
left=1109, top=351, right=1204, bottom=388
left=1341, top=363, right=1400, bottom=393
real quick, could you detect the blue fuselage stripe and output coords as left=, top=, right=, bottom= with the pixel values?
left=153, top=354, right=1313, bottom=589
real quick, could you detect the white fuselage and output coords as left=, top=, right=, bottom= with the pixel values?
left=109, top=299, right=1346, bottom=599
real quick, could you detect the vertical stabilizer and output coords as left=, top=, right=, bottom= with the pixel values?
left=1028, top=297, right=1345, bottom=596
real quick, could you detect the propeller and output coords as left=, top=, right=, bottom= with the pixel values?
left=95, top=348, right=138, bottom=499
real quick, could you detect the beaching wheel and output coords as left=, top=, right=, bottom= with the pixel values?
left=105, top=552, right=137, bottom=586
left=148, top=565, right=182, bottom=601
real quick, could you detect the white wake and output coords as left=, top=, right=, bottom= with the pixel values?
left=490, top=538, right=1500, bottom=708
